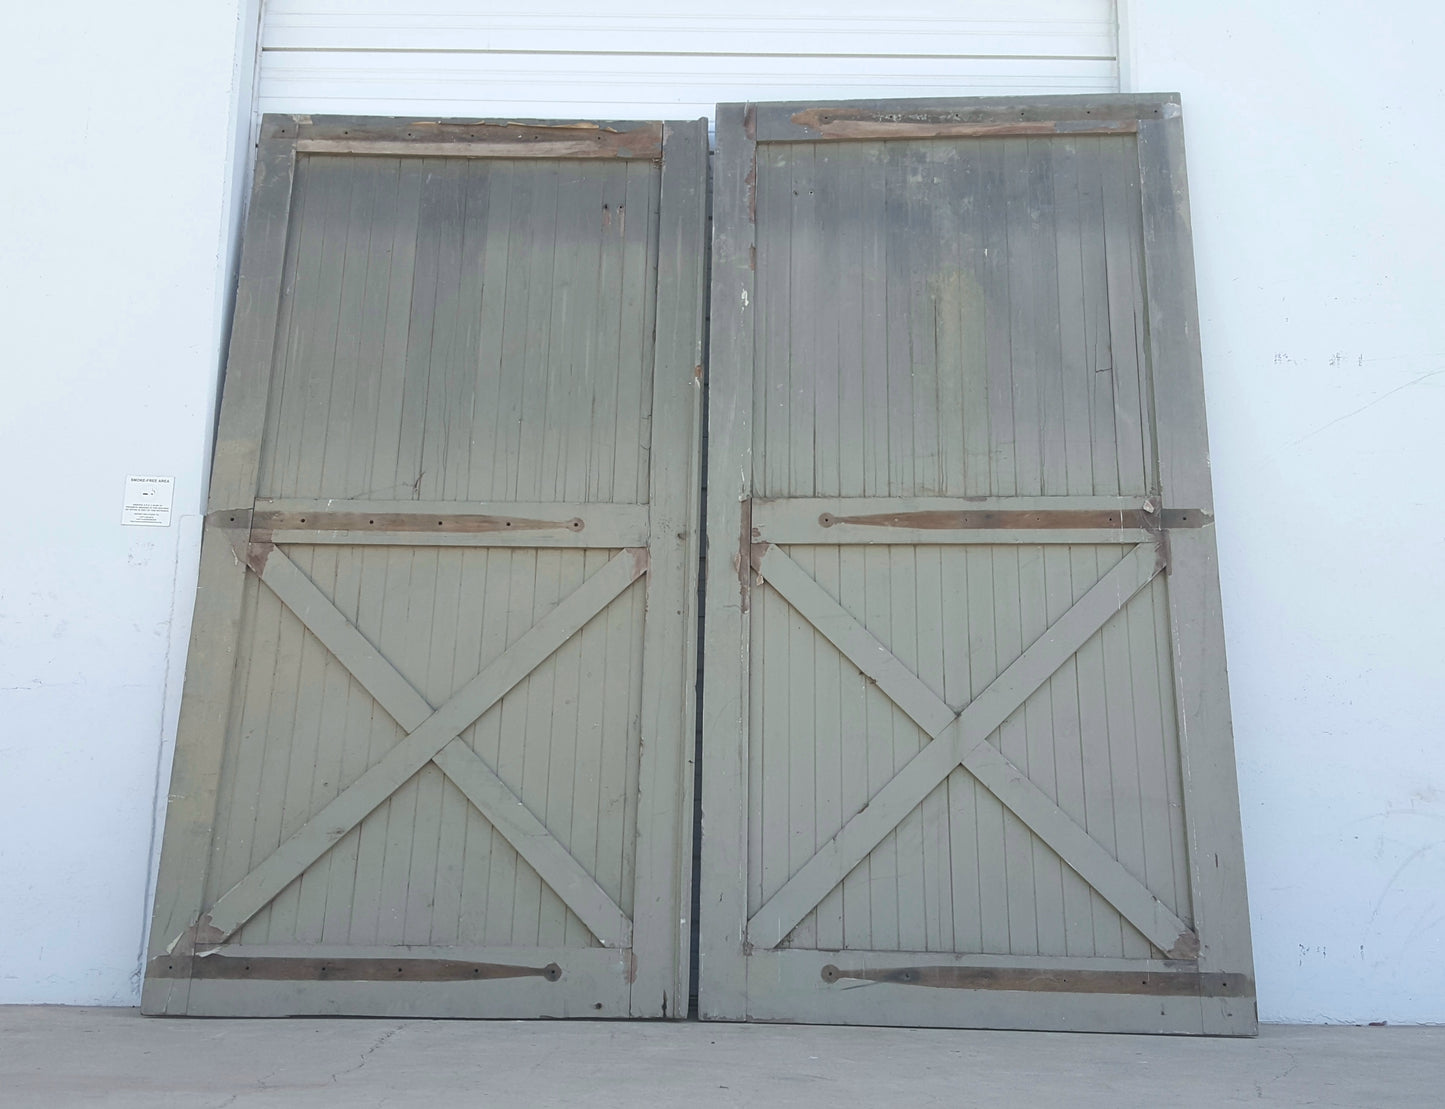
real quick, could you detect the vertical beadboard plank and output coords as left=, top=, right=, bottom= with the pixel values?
left=860, top=144, right=890, bottom=499
left=1073, top=546, right=1125, bottom=957
left=540, top=169, right=585, bottom=504
left=459, top=549, right=511, bottom=944
left=992, top=547, right=1037, bottom=955
left=346, top=550, right=402, bottom=945
left=941, top=550, right=981, bottom=953
left=615, top=161, right=656, bottom=504
left=1019, top=545, right=1067, bottom=958
left=813, top=146, right=842, bottom=504
left=1046, top=546, right=1096, bottom=957
left=1076, top=137, right=1120, bottom=498
left=883, top=149, right=915, bottom=499
left=1100, top=566, right=1151, bottom=960
left=952, top=142, right=991, bottom=500
left=914, top=546, right=953, bottom=952
left=470, top=162, right=511, bottom=503
left=428, top=553, right=477, bottom=948
left=410, top=558, right=465, bottom=947
left=967, top=546, right=1010, bottom=954
left=484, top=548, right=535, bottom=947
left=491, top=162, right=532, bottom=503
left=787, top=549, right=819, bottom=951
left=288, top=545, right=345, bottom=943
left=565, top=548, right=608, bottom=946
left=538, top=549, right=585, bottom=949
left=319, top=551, right=370, bottom=943
left=928, top=155, right=962, bottom=498
left=699, top=102, right=755, bottom=1020
left=1127, top=573, right=1186, bottom=921
left=788, top=144, right=818, bottom=498
left=595, top=567, right=637, bottom=926
left=905, top=148, right=942, bottom=496
left=1101, top=135, right=1148, bottom=497
left=589, top=166, right=626, bottom=504
left=889, top=546, right=926, bottom=953
left=515, top=165, right=562, bottom=503
left=368, top=157, right=423, bottom=501
left=862, top=546, right=899, bottom=951
left=979, top=140, right=1014, bottom=498
left=758, top=145, right=792, bottom=501
left=515, top=551, right=563, bottom=946
left=836, top=561, right=872, bottom=951
left=759, top=567, right=790, bottom=910
left=1031, top=139, right=1067, bottom=501
left=206, top=579, right=279, bottom=915
left=395, top=159, right=443, bottom=502
left=1151, top=574, right=1193, bottom=919
left=1139, top=109, right=1256, bottom=1034
left=1052, top=137, right=1095, bottom=500
left=1004, top=138, right=1041, bottom=499
left=317, top=157, right=378, bottom=499
left=341, top=159, right=395, bottom=501
left=812, top=548, right=845, bottom=951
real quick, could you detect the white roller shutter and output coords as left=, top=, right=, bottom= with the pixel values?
left=258, top=0, right=1120, bottom=121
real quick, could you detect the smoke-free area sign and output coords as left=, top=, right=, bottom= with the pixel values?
left=122, top=475, right=174, bottom=527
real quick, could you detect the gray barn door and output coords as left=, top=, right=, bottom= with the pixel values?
left=144, top=115, right=707, bottom=1018
left=700, top=96, right=1256, bottom=1034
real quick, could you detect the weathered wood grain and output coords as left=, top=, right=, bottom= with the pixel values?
left=1138, top=111, right=1255, bottom=1034
left=149, top=114, right=705, bottom=1018
left=698, top=103, right=758, bottom=1021
left=745, top=543, right=1179, bottom=953
left=704, top=93, right=1247, bottom=1034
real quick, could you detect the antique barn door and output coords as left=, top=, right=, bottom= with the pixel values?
left=701, top=95, right=1256, bottom=1034
left=145, top=115, right=707, bottom=1017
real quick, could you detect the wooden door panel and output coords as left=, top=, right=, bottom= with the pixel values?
left=748, top=545, right=1188, bottom=960
left=701, top=96, right=1255, bottom=1034
left=145, top=116, right=707, bottom=1018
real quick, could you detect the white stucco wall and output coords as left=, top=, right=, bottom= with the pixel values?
left=1127, top=3, right=1445, bottom=1022
left=0, top=0, right=260, bottom=1004
left=0, top=0, right=1440, bottom=1022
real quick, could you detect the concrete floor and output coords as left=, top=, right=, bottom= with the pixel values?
left=1, top=1007, right=1441, bottom=1107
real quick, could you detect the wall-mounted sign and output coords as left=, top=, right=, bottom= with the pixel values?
left=122, top=475, right=174, bottom=527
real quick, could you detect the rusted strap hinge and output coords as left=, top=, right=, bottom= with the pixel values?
left=816, top=505, right=1212, bottom=532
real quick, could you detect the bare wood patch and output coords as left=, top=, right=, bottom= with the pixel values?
left=295, top=120, right=663, bottom=160
left=789, top=108, right=1138, bottom=142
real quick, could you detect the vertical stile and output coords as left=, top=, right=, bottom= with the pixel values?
left=699, top=102, right=757, bottom=1020
left=1138, top=109, right=1256, bottom=1033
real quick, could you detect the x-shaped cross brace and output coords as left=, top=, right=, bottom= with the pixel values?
left=187, top=542, right=648, bottom=952
left=746, top=540, right=1199, bottom=960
